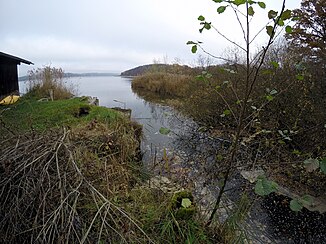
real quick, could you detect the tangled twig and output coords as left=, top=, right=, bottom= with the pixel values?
left=0, top=127, right=153, bottom=243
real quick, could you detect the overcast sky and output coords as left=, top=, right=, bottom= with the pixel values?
left=0, top=0, right=301, bottom=75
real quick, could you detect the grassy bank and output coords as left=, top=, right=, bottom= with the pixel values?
left=0, top=97, right=119, bottom=135
left=0, top=93, right=216, bottom=242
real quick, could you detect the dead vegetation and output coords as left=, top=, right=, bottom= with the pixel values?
left=132, top=72, right=193, bottom=98
left=26, top=66, right=76, bottom=100
left=0, top=122, right=151, bottom=243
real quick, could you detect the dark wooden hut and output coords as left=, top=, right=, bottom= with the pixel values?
left=0, top=52, right=33, bottom=98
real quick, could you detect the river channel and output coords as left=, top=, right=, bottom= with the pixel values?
left=20, top=75, right=326, bottom=243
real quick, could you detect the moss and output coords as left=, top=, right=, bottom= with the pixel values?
left=170, top=190, right=196, bottom=220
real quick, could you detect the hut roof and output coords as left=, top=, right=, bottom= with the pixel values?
left=0, top=51, right=33, bottom=65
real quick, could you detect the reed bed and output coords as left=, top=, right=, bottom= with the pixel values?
left=132, top=72, right=193, bottom=98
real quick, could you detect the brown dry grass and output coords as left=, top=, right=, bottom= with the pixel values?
left=132, top=72, right=193, bottom=98
left=0, top=121, right=152, bottom=243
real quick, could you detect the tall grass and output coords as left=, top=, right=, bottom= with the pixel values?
left=26, top=66, right=76, bottom=100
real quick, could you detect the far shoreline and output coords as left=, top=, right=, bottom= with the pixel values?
left=18, top=72, right=121, bottom=81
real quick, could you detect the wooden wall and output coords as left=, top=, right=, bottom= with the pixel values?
left=0, top=60, right=19, bottom=97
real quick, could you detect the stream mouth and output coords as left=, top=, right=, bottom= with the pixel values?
left=168, top=121, right=326, bottom=243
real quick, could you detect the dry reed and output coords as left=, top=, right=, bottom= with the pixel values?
left=132, top=72, right=193, bottom=98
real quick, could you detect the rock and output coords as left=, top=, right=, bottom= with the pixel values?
left=88, top=97, right=99, bottom=106
left=111, top=107, right=132, bottom=118
left=80, top=96, right=99, bottom=106
left=241, top=169, right=265, bottom=183
left=147, top=176, right=181, bottom=193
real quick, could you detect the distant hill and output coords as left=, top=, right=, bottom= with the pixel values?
left=19, top=72, right=119, bottom=81
left=120, top=64, right=168, bottom=76
left=121, top=64, right=194, bottom=76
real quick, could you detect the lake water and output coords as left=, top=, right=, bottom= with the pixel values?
left=19, top=75, right=326, bottom=243
left=19, top=76, right=184, bottom=163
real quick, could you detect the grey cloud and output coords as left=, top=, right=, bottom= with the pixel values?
left=1, top=0, right=301, bottom=75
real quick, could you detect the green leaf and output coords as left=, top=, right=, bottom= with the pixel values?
left=301, top=195, right=313, bottom=206
left=296, top=74, right=304, bottom=81
left=233, top=0, right=246, bottom=6
left=285, top=25, right=293, bottom=34
left=319, top=158, right=326, bottom=174
left=191, top=45, right=198, bottom=54
left=248, top=6, right=255, bottom=16
left=216, top=154, right=223, bottom=161
left=217, top=6, right=227, bottom=14
left=290, top=199, right=303, bottom=212
left=159, top=127, right=171, bottom=135
left=223, top=109, right=231, bottom=116
left=204, top=22, right=211, bottom=30
left=198, top=15, right=205, bottom=21
left=186, top=41, right=196, bottom=45
left=196, top=75, right=205, bottom=81
left=254, top=176, right=278, bottom=196
left=281, top=9, right=292, bottom=20
left=270, top=61, right=279, bottom=68
left=262, top=69, right=273, bottom=75
left=292, top=149, right=301, bottom=155
left=212, top=0, right=223, bottom=2
left=258, top=2, right=266, bottom=9
left=266, top=95, right=274, bottom=101
left=304, top=158, right=320, bottom=172
left=181, top=198, right=192, bottom=208
left=266, top=25, right=274, bottom=37
left=268, top=10, right=278, bottom=19
left=277, top=19, right=284, bottom=26
left=290, top=195, right=313, bottom=212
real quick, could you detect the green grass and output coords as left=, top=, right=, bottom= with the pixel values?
left=123, top=187, right=215, bottom=244
left=0, top=97, right=119, bottom=135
